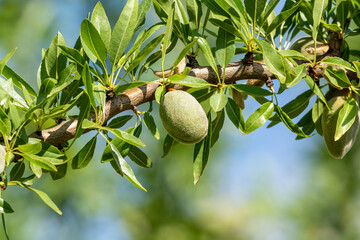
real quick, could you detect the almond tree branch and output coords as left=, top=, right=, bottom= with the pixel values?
left=39, top=60, right=358, bottom=146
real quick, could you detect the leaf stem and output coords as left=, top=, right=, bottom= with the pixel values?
left=2, top=213, right=10, bottom=240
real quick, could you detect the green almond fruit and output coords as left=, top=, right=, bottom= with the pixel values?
left=321, top=94, right=360, bottom=159
left=159, top=90, right=208, bottom=144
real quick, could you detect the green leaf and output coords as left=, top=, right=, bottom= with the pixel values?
left=265, top=0, right=303, bottom=35
left=305, top=76, right=330, bottom=109
left=107, top=115, right=133, bottom=129
left=210, top=89, right=228, bottom=112
left=0, top=198, right=14, bottom=213
left=280, top=49, right=311, bottom=62
left=155, top=85, right=166, bottom=104
left=191, top=88, right=215, bottom=103
left=135, top=0, right=152, bottom=31
left=37, top=78, right=57, bottom=104
left=114, top=81, right=147, bottom=95
left=193, top=112, right=211, bottom=184
left=109, top=0, right=138, bottom=66
left=21, top=154, right=57, bottom=172
left=171, top=37, right=199, bottom=69
left=81, top=119, right=99, bottom=129
left=0, top=48, right=17, bottom=76
left=312, top=99, right=324, bottom=135
left=50, top=163, right=68, bottom=181
left=335, top=97, right=358, bottom=141
left=312, top=0, right=328, bottom=46
left=268, top=90, right=313, bottom=126
left=320, top=57, right=355, bottom=71
left=82, top=62, right=97, bottom=111
left=109, top=142, right=147, bottom=191
left=74, top=94, right=91, bottom=141
left=161, top=3, right=174, bottom=73
left=128, top=146, right=152, bottom=168
left=57, top=45, right=85, bottom=66
left=211, top=109, right=225, bottom=147
left=187, top=0, right=202, bottom=30
left=198, top=37, right=220, bottom=80
left=0, top=145, right=5, bottom=174
left=26, top=187, right=62, bottom=215
left=162, top=134, right=176, bottom=158
left=225, top=97, right=245, bottom=132
left=324, top=66, right=351, bottom=89
left=274, top=105, right=310, bottom=138
left=245, top=102, right=274, bottom=134
left=0, top=78, right=28, bottom=108
left=2, top=65, right=37, bottom=97
left=91, top=2, right=111, bottom=48
left=18, top=142, right=42, bottom=155
left=215, top=23, right=235, bottom=69
left=126, top=34, right=164, bottom=74
left=232, top=84, right=273, bottom=96
left=256, top=39, right=295, bottom=84
left=80, top=19, right=108, bottom=64
left=170, top=76, right=212, bottom=88
left=10, top=161, right=25, bottom=181
left=103, top=128, right=145, bottom=147
left=244, top=0, right=267, bottom=25
left=143, top=112, right=160, bottom=140
left=30, top=162, right=42, bottom=178
left=72, top=135, right=97, bottom=169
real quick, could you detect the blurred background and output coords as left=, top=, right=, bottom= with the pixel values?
left=1, top=0, right=360, bottom=239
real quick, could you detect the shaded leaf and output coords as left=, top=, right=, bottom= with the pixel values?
left=72, top=135, right=97, bottom=169
left=128, top=146, right=152, bottom=168
left=143, top=112, right=160, bottom=140
left=225, top=97, right=245, bottom=132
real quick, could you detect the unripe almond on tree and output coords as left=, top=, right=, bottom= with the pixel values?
left=321, top=94, right=360, bottom=159
left=159, top=90, right=208, bottom=144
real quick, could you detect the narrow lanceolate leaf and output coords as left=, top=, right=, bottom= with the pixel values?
left=225, top=97, right=245, bottom=132
left=215, top=24, right=235, bottom=69
left=161, top=2, right=174, bottom=74
left=170, top=76, right=212, bottom=88
left=91, top=2, right=111, bottom=48
left=324, top=66, right=351, bottom=89
left=187, top=0, right=202, bottom=30
left=274, top=105, right=310, bottom=138
left=305, top=76, right=329, bottom=110
left=211, top=109, right=225, bottom=147
left=210, top=90, right=228, bottom=112
left=10, top=162, right=25, bottom=181
left=22, top=154, right=57, bottom=172
left=320, top=57, right=355, bottom=71
left=3, top=65, right=37, bottom=97
left=265, top=0, right=303, bottom=36
left=109, top=0, right=138, bottom=66
left=143, top=112, right=160, bottom=140
left=114, top=81, right=148, bottom=95
left=312, top=0, right=328, bottom=45
left=102, top=128, right=145, bottom=147
left=162, top=134, right=176, bottom=158
left=172, top=37, right=199, bottom=68
left=82, top=62, right=97, bottom=111
left=0, top=198, right=14, bottom=213
left=0, top=48, right=17, bottom=76
left=109, top=142, right=147, bottom=191
left=232, top=84, right=272, bottom=97
left=80, top=19, right=108, bottom=64
left=335, top=97, right=358, bottom=141
left=193, top=113, right=212, bottom=184
left=18, top=142, right=42, bottom=155
left=198, top=37, right=220, bottom=80
left=245, top=102, right=274, bottom=134
left=128, top=146, right=152, bottom=168
left=155, top=85, right=166, bottom=104
left=107, top=115, right=133, bottom=129
left=244, top=0, right=267, bottom=25
left=256, top=39, right=295, bottom=84
left=26, top=187, right=62, bottom=215
left=72, top=135, right=97, bottom=169
left=135, top=0, right=152, bottom=31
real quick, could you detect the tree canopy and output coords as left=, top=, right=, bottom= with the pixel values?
left=0, top=0, right=359, bottom=230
